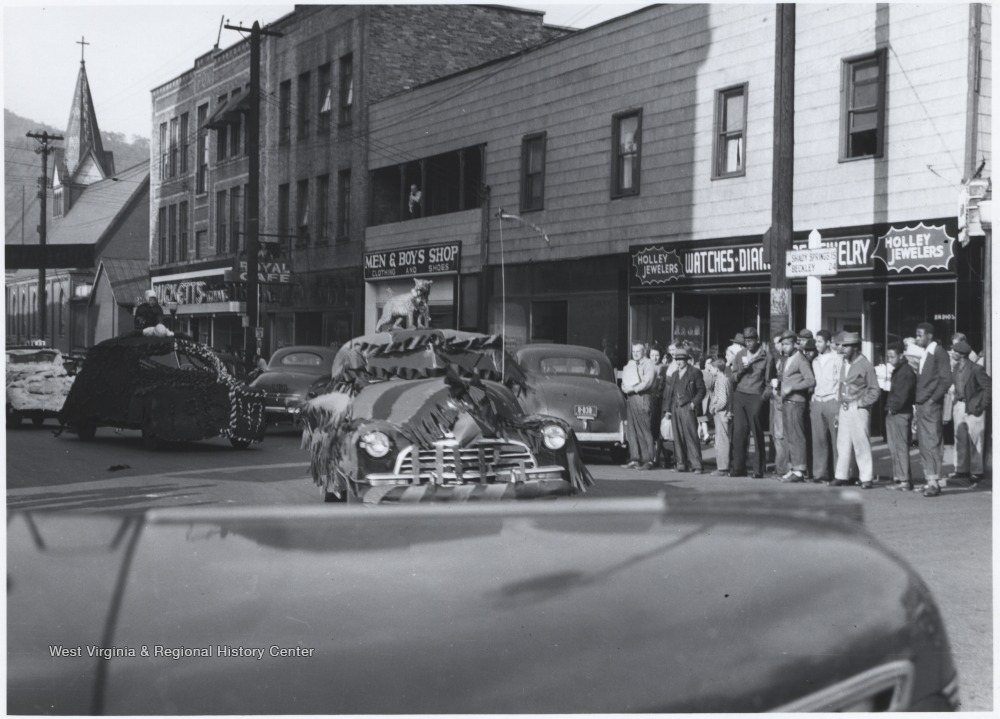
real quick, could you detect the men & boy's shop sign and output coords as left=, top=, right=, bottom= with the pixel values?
left=874, top=223, right=954, bottom=272
left=364, top=242, right=461, bottom=280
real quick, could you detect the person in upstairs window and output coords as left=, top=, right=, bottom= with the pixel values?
left=408, top=184, right=423, bottom=217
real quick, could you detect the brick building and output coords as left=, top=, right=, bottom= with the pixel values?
left=366, top=4, right=990, bottom=365
left=149, top=4, right=571, bottom=356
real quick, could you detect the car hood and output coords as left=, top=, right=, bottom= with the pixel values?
left=349, top=376, right=510, bottom=424
left=7, top=498, right=952, bottom=714
left=522, top=373, right=625, bottom=415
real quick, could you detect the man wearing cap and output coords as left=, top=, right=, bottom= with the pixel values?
left=832, top=332, right=880, bottom=489
left=728, top=326, right=769, bottom=478
left=661, top=346, right=706, bottom=473
left=708, top=356, right=733, bottom=475
left=767, top=332, right=790, bottom=478
left=620, top=341, right=657, bottom=470
left=949, top=339, right=991, bottom=486
left=724, top=333, right=745, bottom=370
left=796, top=328, right=813, bottom=353
left=913, top=322, right=953, bottom=496
left=778, top=330, right=816, bottom=482
left=134, top=289, right=165, bottom=331
left=810, top=329, right=841, bottom=484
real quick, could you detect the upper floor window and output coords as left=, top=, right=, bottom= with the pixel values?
left=339, top=54, right=354, bottom=125
left=278, top=183, right=290, bottom=245
left=279, top=80, right=292, bottom=144
left=612, top=110, right=641, bottom=197
left=318, top=64, right=332, bottom=134
left=230, top=89, right=243, bottom=157
left=196, top=104, right=208, bottom=193
left=169, top=117, right=179, bottom=178
left=216, top=190, right=228, bottom=254
left=296, top=179, right=310, bottom=244
left=179, top=201, right=189, bottom=262
left=180, top=113, right=189, bottom=174
left=297, top=72, right=311, bottom=139
left=713, top=84, right=747, bottom=178
left=841, top=50, right=885, bottom=160
left=158, top=207, right=167, bottom=265
left=520, top=132, right=546, bottom=212
left=316, top=174, right=331, bottom=242
left=216, top=95, right=229, bottom=162
left=159, top=122, right=168, bottom=179
left=168, top=204, right=178, bottom=264
left=337, top=170, right=351, bottom=239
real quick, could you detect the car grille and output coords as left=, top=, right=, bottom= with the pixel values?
left=394, top=439, right=537, bottom=484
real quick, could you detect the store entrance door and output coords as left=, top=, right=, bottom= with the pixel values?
left=887, top=281, right=956, bottom=348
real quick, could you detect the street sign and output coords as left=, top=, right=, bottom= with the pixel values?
left=786, top=247, right=838, bottom=278
left=254, top=326, right=264, bottom=340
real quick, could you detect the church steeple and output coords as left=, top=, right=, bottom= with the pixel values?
left=63, top=53, right=114, bottom=181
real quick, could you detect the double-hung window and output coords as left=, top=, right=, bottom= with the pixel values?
left=180, top=113, right=189, bottom=173
left=216, top=95, right=228, bottom=162
left=714, top=84, right=747, bottom=178
left=318, top=64, right=332, bottom=134
left=296, top=179, right=310, bottom=244
left=520, top=132, right=546, bottom=212
left=612, top=110, right=641, bottom=197
left=196, top=104, right=208, bottom=193
left=216, top=190, right=228, bottom=253
left=841, top=50, right=886, bottom=160
left=279, top=80, right=291, bottom=144
left=337, top=170, right=351, bottom=239
left=339, top=54, right=354, bottom=125
left=297, top=72, right=311, bottom=139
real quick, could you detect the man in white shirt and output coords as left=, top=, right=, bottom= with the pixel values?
left=620, top=341, right=657, bottom=470
left=810, top=329, right=841, bottom=483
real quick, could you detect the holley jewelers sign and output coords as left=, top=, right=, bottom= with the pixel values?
left=874, top=223, right=954, bottom=272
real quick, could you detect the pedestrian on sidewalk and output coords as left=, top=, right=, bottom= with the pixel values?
left=948, top=340, right=991, bottom=487
left=621, top=341, right=657, bottom=470
left=885, top=342, right=917, bottom=491
left=708, top=356, right=733, bottom=475
left=914, top=322, right=952, bottom=497
left=832, top=332, right=880, bottom=489
left=778, top=330, right=816, bottom=482
left=648, top=344, right=671, bottom=468
left=661, top=347, right=706, bottom=473
left=811, top=329, right=841, bottom=484
left=767, top=333, right=789, bottom=478
left=728, top=327, right=768, bottom=478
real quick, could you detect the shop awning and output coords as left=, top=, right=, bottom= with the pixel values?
left=204, top=91, right=250, bottom=130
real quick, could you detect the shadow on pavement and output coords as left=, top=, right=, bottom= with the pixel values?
left=6, top=483, right=217, bottom=513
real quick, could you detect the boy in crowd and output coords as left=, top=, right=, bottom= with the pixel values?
left=884, top=342, right=917, bottom=491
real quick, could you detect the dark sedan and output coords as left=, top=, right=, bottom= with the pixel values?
left=250, top=345, right=338, bottom=426
left=7, top=493, right=958, bottom=713
left=514, top=343, right=629, bottom=462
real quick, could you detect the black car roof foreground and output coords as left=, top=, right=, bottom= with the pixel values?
left=145, top=490, right=864, bottom=527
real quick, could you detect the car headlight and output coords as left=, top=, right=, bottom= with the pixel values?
left=541, top=424, right=567, bottom=450
left=360, top=430, right=391, bottom=458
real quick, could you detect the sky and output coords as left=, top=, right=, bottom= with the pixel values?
left=1, top=2, right=645, bottom=142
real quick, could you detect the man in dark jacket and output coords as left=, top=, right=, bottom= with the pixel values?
left=949, top=339, right=991, bottom=486
left=661, top=347, right=706, bottom=473
left=913, top=322, right=953, bottom=496
left=727, top=326, right=768, bottom=478
left=778, top=330, right=816, bottom=482
left=885, top=342, right=917, bottom=491
left=134, top=289, right=165, bottom=331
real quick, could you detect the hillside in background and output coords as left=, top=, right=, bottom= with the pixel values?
left=4, top=109, right=149, bottom=240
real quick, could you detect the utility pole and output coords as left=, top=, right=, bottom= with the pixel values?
left=224, top=20, right=282, bottom=367
left=769, top=4, right=795, bottom=338
left=27, top=131, right=63, bottom=344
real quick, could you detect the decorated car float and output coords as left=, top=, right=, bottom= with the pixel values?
left=6, top=347, right=76, bottom=427
left=59, top=333, right=266, bottom=449
left=301, top=329, right=593, bottom=503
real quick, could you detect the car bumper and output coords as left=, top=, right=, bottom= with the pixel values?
left=575, top=430, right=625, bottom=445
left=358, top=474, right=573, bottom=503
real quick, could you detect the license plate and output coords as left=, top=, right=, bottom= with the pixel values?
left=574, top=405, right=598, bottom=419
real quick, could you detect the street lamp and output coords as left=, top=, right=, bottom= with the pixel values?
left=166, top=299, right=179, bottom=331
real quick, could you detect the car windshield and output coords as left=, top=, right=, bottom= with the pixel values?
left=7, top=350, right=60, bottom=365
left=276, top=352, right=326, bottom=368
left=142, top=350, right=215, bottom=372
left=538, top=357, right=603, bottom=377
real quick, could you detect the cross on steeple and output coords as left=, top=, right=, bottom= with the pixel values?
left=76, top=35, right=89, bottom=63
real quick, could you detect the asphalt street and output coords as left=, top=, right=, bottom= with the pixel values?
left=5, top=422, right=992, bottom=711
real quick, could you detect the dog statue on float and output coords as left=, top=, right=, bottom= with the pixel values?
left=376, top=278, right=432, bottom=332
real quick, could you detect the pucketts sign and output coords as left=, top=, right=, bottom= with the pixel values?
left=874, top=223, right=955, bottom=273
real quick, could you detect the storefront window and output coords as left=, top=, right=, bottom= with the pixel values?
left=530, top=301, right=567, bottom=343
left=888, top=282, right=956, bottom=350
left=630, top=294, right=672, bottom=351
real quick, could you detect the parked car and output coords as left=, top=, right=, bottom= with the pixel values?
left=301, top=329, right=593, bottom=503
left=514, top=343, right=628, bottom=463
left=58, top=334, right=266, bottom=449
left=7, top=492, right=959, bottom=713
left=250, top=345, right=339, bottom=426
left=6, top=346, right=76, bottom=427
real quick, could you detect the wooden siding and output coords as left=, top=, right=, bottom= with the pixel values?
left=370, top=3, right=976, bottom=268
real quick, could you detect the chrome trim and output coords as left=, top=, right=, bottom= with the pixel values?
left=771, top=659, right=914, bottom=712
left=576, top=431, right=624, bottom=443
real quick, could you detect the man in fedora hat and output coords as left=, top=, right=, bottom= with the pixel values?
left=661, top=346, right=706, bottom=473
left=913, top=322, right=952, bottom=496
left=778, top=329, right=816, bottom=482
left=949, top=339, right=991, bottom=487
left=831, top=332, right=880, bottom=489
left=728, top=326, right=768, bottom=478
left=810, top=329, right=841, bottom=484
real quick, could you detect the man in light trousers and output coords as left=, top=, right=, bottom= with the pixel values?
left=832, top=332, right=881, bottom=489
left=949, top=340, right=991, bottom=486
left=709, top=357, right=733, bottom=475
left=621, top=341, right=657, bottom=470
left=810, top=329, right=841, bottom=484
